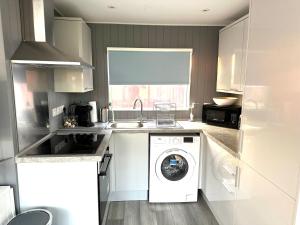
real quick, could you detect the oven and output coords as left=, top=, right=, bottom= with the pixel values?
left=98, top=148, right=112, bottom=225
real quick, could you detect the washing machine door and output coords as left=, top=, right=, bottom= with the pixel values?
left=155, top=148, right=196, bottom=183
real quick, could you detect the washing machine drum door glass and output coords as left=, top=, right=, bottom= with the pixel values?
left=161, top=154, right=189, bottom=181
left=156, top=149, right=195, bottom=182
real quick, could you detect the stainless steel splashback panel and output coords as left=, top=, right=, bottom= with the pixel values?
left=12, top=64, right=51, bottom=150
left=0, top=80, right=15, bottom=160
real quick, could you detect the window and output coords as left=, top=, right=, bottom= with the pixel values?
left=107, top=48, right=192, bottom=110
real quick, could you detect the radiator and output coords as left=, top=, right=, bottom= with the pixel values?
left=0, top=186, right=15, bottom=225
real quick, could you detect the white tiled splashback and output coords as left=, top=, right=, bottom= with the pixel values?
left=0, top=186, right=15, bottom=225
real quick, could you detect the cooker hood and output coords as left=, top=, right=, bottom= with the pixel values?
left=11, top=0, right=93, bottom=68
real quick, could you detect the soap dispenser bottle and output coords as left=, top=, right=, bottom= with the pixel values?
left=189, top=103, right=199, bottom=121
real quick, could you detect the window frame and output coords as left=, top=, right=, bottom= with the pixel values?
left=107, top=47, right=193, bottom=111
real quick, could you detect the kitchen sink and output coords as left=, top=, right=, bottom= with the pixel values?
left=108, top=120, right=156, bottom=129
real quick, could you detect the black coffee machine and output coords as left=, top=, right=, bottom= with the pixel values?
left=74, top=104, right=94, bottom=127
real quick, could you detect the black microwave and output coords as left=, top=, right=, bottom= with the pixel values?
left=202, top=103, right=241, bottom=129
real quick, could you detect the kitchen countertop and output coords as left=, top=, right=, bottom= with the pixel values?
left=105, top=120, right=241, bottom=157
left=15, top=120, right=241, bottom=163
left=199, top=124, right=241, bottom=158
left=106, top=120, right=241, bottom=157
left=177, top=121, right=241, bottom=157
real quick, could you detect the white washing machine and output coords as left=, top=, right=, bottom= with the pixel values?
left=149, top=133, right=200, bottom=203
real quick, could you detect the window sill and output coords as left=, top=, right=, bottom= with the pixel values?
left=111, top=109, right=190, bottom=112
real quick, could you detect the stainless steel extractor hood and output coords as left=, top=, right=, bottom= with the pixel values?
left=11, top=0, right=93, bottom=68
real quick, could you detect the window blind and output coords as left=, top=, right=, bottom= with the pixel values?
left=108, top=48, right=192, bottom=85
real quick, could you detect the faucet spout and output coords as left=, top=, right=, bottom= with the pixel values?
left=133, top=98, right=143, bottom=124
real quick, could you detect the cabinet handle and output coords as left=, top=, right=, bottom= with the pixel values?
left=222, top=165, right=236, bottom=176
left=234, top=166, right=241, bottom=188
left=222, top=181, right=235, bottom=194
left=230, top=88, right=242, bottom=92
left=99, top=154, right=113, bottom=176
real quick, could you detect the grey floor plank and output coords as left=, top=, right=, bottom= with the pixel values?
left=153, top=203, right=175, bottom=225
left=185, top=202, right=213, bottom=225
left=123, top=201, right=140, bottom=225
left=198, top=196, right=219, bottom=225
left=106, top=201, right=125, bottom=225
left=106, top=198, right=219, bottom=225
left=140, top=201, right=158, bottom=225
left=170, top=203, right=198, bottom=225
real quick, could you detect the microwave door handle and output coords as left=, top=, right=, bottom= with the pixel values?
left=99, top=154, right=112, bottom=176
left=211, top=118, right=225, bottom=122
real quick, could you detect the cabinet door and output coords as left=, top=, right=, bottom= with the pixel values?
left=235, top=161, right=296, bottom=225
left=83, top=68, right=93, bottom=91
left=53, top=18, right=92, bottom=65
left=54, top=68, right=93, bottom=93
left=240, top=18, right=249, bottom=93
left=240, top=0, right=300, bottom=199
left=81, top=22, right=92, bottom=65
left=53, top=19, right=81, bottom=59
left=17, top=162, right=99, bottom=225
left=217, top=18, right=247, bottom=93
left=202, top=135, right=238, bottom=225
left=114, top=133, right=148, bottom=192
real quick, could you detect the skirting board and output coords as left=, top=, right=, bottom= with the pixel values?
left=101, top=200, right=110, bottom=225
left=199, top=190, right=222, bottom=225
left=110, top=191, right=148, bottom=201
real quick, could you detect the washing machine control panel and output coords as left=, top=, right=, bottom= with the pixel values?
left=171, top=136, right=196, bottom=144
left=183, top=137, right=194, bottom=143
left=152, top=135, right=199, bottom=145
left=172, top=137, right=181, bottom=144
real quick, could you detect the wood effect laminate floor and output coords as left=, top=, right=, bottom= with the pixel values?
left=106, top=197, right=219, bottom=225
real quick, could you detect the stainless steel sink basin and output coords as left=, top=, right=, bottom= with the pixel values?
left=109, top=121, right=144, bottom=129
left=107, top=120, right=182, bottom=129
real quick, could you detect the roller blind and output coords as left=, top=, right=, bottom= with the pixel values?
left=108, top=48, right=192, bottom=85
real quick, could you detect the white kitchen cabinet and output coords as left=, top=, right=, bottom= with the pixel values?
left=202, top=135, right=238, bottom=225
left=217, top=15, right=249, bottom=94
left=0, top=187, right=15, bottom=224
left=202, top=134, right=297, bottom=225
left=54, top=68, right=93, bottom=93
left=17, top=162, right=99, bottom=225
left=53, top=17, right=92, bottom=64
left=109, top=133, right=149, bottom=201
left=240, top=0, right=300, bottom=200
left=53, top=17, right=93, bottom=93
left=234, top=160, right=296, bottom=225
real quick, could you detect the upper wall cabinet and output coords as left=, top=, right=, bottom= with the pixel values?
left=53, top=17, right=93, bottom=93
left=53, top=17, right=92, bottom=64
left=217, top=15, right=249, bottom=94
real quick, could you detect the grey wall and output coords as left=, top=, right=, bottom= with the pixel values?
left=0, top=0, right=22, bottom=211
left=70, top=24, right=225, bottom=120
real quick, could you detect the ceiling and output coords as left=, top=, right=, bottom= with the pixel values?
left=54, top=0, right=249, bottom=26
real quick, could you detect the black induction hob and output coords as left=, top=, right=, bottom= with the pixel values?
left=26, top=133, right=104, bottom=156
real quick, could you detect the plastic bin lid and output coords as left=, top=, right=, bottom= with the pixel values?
left=8, top=209, right=52, bottom=225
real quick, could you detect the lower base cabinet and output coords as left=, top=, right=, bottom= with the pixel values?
left=109, top=133, right=149, bottom=201
left=17, top=162, right=99, bottom=225
left=202, top=135, right=238, bottom=225
left=234, top=160, right=296, bottom=225
left=202, top=134, right=297, bottom=225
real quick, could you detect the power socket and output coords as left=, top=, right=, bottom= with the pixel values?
left=57, top=105, right=64, bottom=115
left=52, top=108, right=57, bottom=117
left=52, top=105, right=64, bottom=117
